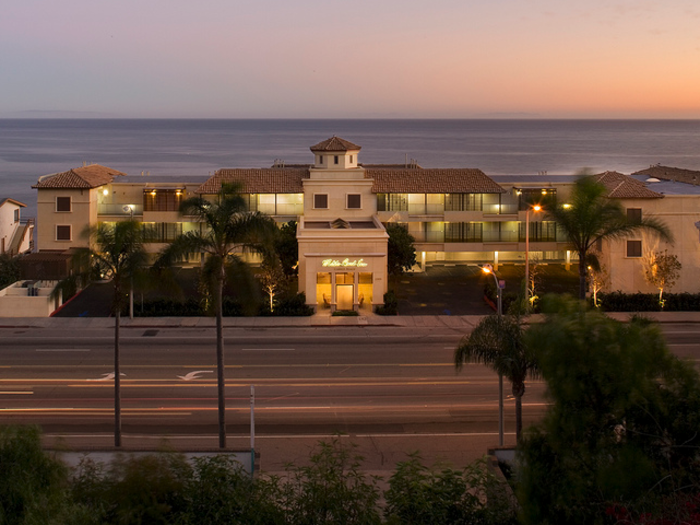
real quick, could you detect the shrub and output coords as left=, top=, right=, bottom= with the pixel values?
left=384, top=454, right=518, bottom=525
left=258, top=292, right=314, bottom=317
left=375, top=290, right=398, bottom=315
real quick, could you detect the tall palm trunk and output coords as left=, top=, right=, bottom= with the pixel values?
left=114, top=295, right=122, bottom=448
left=515, top=394, right=522, bottom=442
left=513, top=381, right=526, bottom=443
left=578, top=250, right=587, bottom=300
left=216, top=273, right=226, bottom=449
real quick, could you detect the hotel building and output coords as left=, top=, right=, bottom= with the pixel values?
left=29, top=137, right=700, bottom=312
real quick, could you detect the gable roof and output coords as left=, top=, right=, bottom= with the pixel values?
left=197, top=167, right=505, bottom=194
left=310, top=137, right=362, bottom=152
left=632, top=165, right=700, bottom=186
left=197, top=168, right=309, bottom=194
left=32, top=164, right=126, bottom=189
left=0, top=198, right=27, bottom=208
left=367, top=168, right=505, bottom=193
left=594, top=171, right=664, bottom=199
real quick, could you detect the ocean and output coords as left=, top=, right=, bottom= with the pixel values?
left=2, top=118, right=700, bottom=217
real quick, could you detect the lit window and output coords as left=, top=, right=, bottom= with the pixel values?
left=626, top=240, right=642, bottom=257
left=314, top=194, right=328, bottom=209
left=347, top=194, right=361, bottom=209
left=56, top=225, right=71, bottom=241
left=56, top=197, right=71, bottom=212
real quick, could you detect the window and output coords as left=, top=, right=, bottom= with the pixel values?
left=56, top=197, right=71, bottom=212
left=314, top=194, right=328, bottom=209
left=350, top=155, right=354, bottom=163
left=626, top=240, right=642, bottom=257
left=334, top=155, right=339, bottom=165
left=13, top=209, right=19, bottom=222
left=318, top=155, right=323, bottom=164
left=627, top=208, right=642, bottom=223
left=56, top=225, right=71, bottom=241
left=143, top=189, right=183, bottom=212
left=347, top=194, right=361, bottom=209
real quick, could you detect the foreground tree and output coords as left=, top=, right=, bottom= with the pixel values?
left=455, top=312, right=539, bottom=442
left=546, top=175, right=672, bottom=299
left=0, top=253, right=20, bottom=289
left=386, top=223, right=417, bottom=277
left=518, top=296, right=700, bottom=525
left=0, top=426, right=92, bottom=524
left=643, top=249, right=682, bottom=309
left=258, top=254, right=287, bottom=313
left=157, top=183, right=277, bottom=448
left=53, top=221, right=150, bottom=447
left=274, top=220, right=299, bottom=277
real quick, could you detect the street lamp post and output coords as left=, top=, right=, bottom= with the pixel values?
left=128, top=205, right=135, bottom=320
left=524, top=204, right=541, bottom=307
left=482, top=263, right=504, bottom=446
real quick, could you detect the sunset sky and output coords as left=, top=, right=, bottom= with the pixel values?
left=2, top=0, right=699, bottom=118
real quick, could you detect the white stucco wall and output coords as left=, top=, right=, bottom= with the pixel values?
left=0, top=281, right=62, bottom=317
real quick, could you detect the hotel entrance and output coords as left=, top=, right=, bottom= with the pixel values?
left=316, top=271, right=374, bottom=312
left=336, top=284, right=354, bottom=310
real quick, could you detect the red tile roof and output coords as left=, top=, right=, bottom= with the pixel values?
left=594, top=171, right=663, bottom=199
left=367, top=168, right=505, bottom=194
left=32, top=165, right=126, bottom=189
left=310, top=137, right=362, bottom=152
left=197, top=167, right=505, bottom=194
left=197, top=168, right=309, bottom=194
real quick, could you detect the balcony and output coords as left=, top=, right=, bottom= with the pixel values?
left=98, top=204, right=144, bottom=216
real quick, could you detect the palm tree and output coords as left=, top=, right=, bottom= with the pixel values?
left=454, top=313, right=538, bottom=442
left=157, top=183, right=277, bottom=449
left=547, top=175, right=673, bottom=300
left=53, top=220, right=150, bottom=447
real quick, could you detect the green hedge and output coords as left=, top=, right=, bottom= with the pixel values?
left=258, top=292, right=315, bottom=316
left=596, top=291, right=700, bottom=312
left=132, top=292, right=314, bottom=317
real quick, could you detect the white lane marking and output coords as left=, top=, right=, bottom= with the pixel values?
left=36, top=349, right=91, bottom=352
left=241, top=348, right=295, bottom=351
left=44, top=431, right=517, bottom=440
left=0, top=391, right=33, bottom=395
left=87, top=372, right=127, bottom=381
left=177, top=371, right=213, bottom=381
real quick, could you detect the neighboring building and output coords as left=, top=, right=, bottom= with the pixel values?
left=30, top=138, right=700, bottom=312
left=605, top=170, right=700, bottom=295
left=32, top=164, right=128, bottom=251
left=0, top=198, right=34, bottom=256
left=0, top=280, right=63, bottom=317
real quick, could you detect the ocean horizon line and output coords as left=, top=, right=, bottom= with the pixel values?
left=2, top=116, right=700, bottom=122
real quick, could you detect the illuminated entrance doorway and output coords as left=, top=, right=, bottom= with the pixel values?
left=314, top=270, right=374, bottom=312
left=336, top=284, right=354, bottom=310
left=335, top=272, right=353, bottom=310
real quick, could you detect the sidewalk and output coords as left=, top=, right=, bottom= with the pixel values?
left=1, top=311, right=700, bottom=330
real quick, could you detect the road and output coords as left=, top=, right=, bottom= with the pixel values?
left=0, top=325, right=547, bottom=434
left=1, top=322, right=698, bottom=470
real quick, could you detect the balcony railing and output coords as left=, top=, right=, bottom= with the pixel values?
left=412, top=228, right=558, bottom=244
left=483, top=203, right=519, bottom=215
left=98, top=204, right=144, bottom=216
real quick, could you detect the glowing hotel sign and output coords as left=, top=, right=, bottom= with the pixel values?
left=322, top=258, right=368, bottom=268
